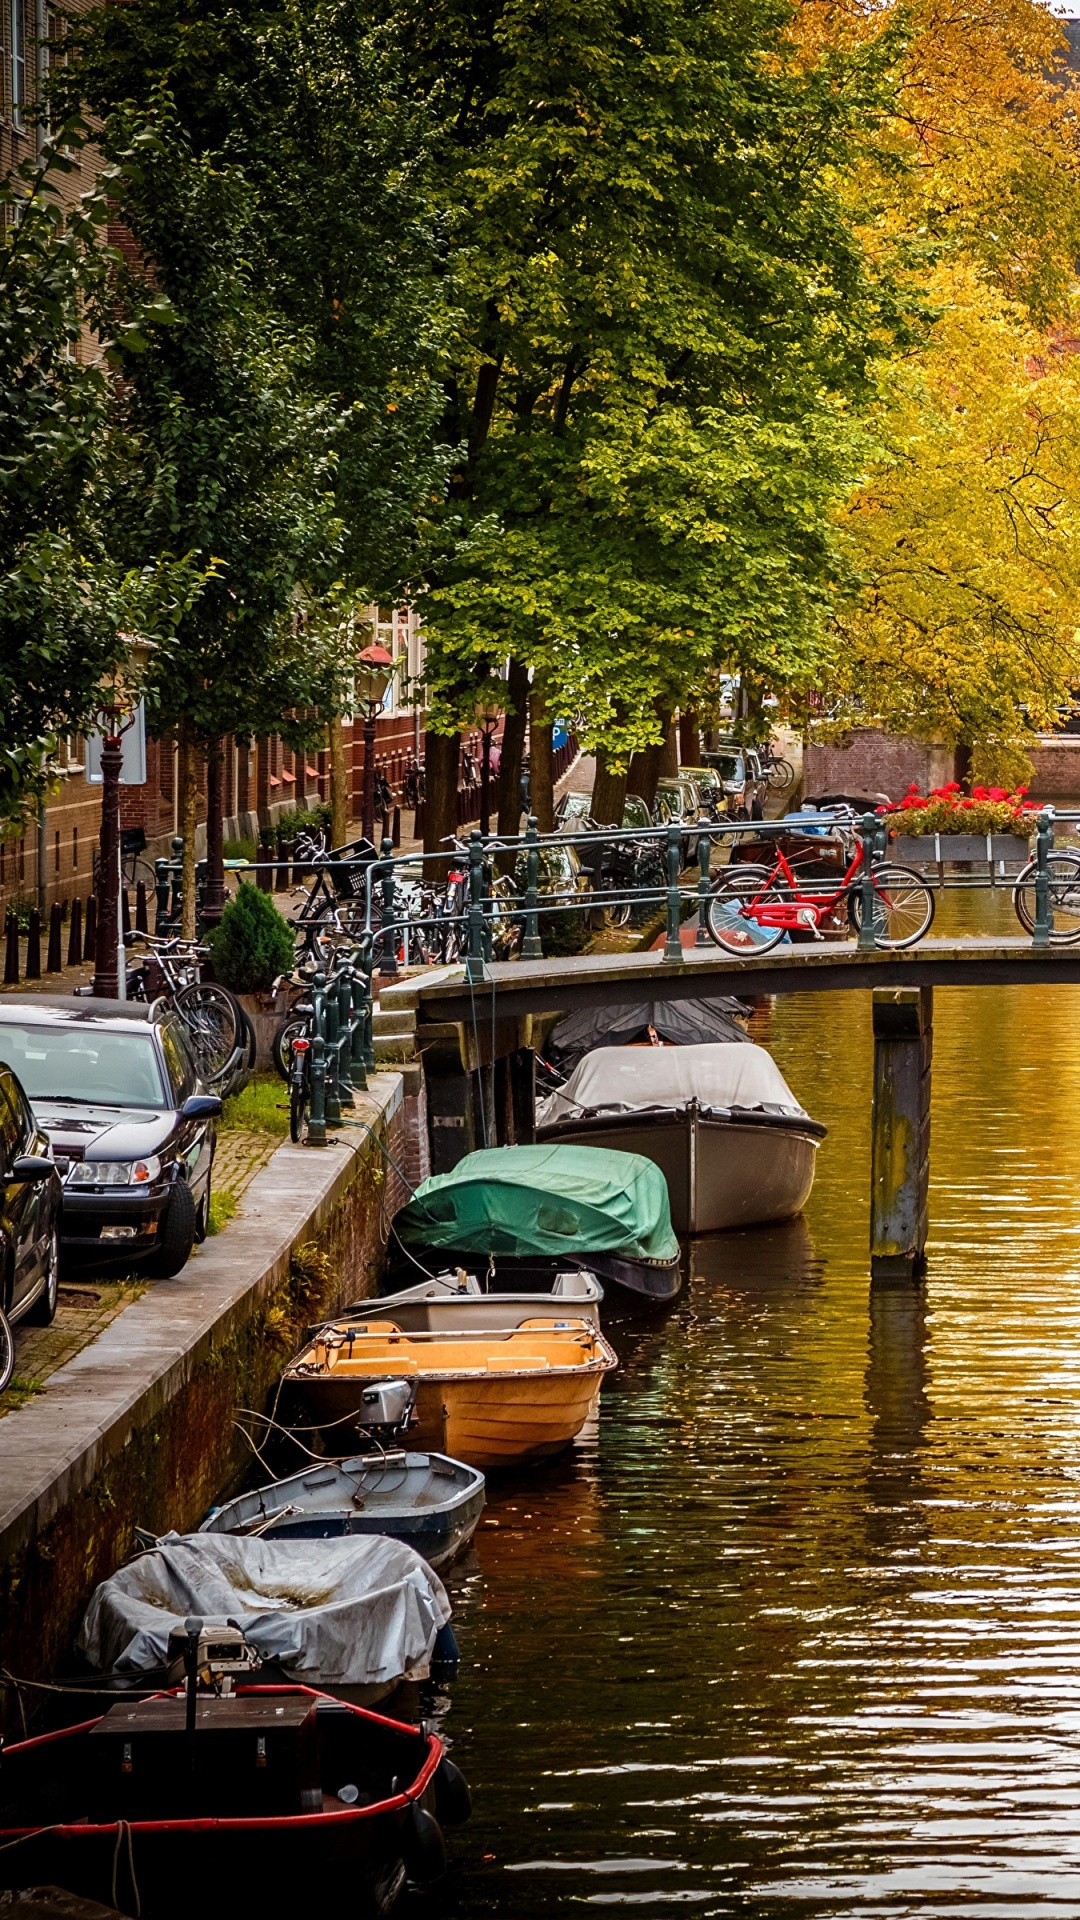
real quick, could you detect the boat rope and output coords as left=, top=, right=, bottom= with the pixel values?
left=112, top=1817, right=141, bottom=1919
left=0, top=1824, right=64, bottom=1854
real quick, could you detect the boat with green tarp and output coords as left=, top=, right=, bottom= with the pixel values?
left=388, top=1145, right=682, bottom=1304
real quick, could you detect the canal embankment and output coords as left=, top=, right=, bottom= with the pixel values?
left=0, top=1066, right=421, bottom=1718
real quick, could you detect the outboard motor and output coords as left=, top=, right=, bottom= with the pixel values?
left=355, top=1375, right=417, bottom=1446
left=165, top=1618, right=262, bottom=1694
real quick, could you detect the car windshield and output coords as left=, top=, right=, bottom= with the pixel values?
left=0, top=1025, right=167, bottom=1108
left=711, top=752, right=743, bottom=780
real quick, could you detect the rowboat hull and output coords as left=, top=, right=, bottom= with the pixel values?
left=200, top=1452, right=485, bottom=1571
left=283, top=1327, right=617, bottom=1470
left=537, top=1104, right=824, bottom=1235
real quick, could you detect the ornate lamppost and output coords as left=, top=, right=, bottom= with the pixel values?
left=356, top=643, right=394, bottom=846
left=475, top=695, right=502, bottom=838
left=91, top=659, right=143, bottom=999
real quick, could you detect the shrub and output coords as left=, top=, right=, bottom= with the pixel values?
left=223, top=836, right=257, bottom=863
left=207, top=882, right=295, bottom=992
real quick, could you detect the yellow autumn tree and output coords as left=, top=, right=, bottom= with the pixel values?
left=795, top=0, right=1080, bottom=776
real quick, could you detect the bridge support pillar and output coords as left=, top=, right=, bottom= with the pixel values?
left=870, top=986, right=932, bottom=1284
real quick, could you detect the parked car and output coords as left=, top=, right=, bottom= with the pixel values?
left=701, top=742, right=764, bottom=819
left=0, top=1060, right=62, bottom=1328
left=0, top=1002, right=221, bottom=1279
left=679, top=765, right=725, bottom=814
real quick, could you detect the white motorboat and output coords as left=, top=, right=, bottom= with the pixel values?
left=536, top=1041, right=825, bottom=1234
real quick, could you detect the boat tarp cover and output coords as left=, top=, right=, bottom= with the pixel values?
left=395, top=1144, right=678, bottom=1263
left=548, top=995, right=749, bottom=1065
left=77, top=1532, right=450, bottom=1685
left=538, top=1042, right=807, bottom=1128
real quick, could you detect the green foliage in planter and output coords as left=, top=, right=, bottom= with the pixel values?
left=223, top=837, right=257, bottom=863
left=206, top=882, right=294, bottom=992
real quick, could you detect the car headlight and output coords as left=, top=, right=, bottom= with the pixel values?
left=67, top=1155, right=163, bottom=1187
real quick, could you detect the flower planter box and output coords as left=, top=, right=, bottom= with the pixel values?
left=890, top=833, right=1031, bottom=869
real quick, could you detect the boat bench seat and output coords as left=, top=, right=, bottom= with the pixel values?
left=329, top=1355, right=420, bottom=1375
left=485, top=1352, right=550, bottom=1371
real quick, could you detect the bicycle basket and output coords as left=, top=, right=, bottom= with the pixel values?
left=325, top=837, right=378, bottom=899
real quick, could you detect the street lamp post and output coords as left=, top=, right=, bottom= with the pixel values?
left=477, top=708, right=500, bottom=838
left=92, top=701, right=131, bottom=999
left=355, top=644, right=394, bottom=846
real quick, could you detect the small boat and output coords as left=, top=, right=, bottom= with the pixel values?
left=77, top=1531, right=454, bottom=1709
left=536, top=1042, right=826, bottom=1235
left=363, top=1267, right=604, bottom=1333
left=201, top=1450, right=485, bottom=1571
left=282, top=1320, right=617, bottom=1469
left=390, top=1144, right=681, bottom=1304
left=544, top=994, right=751, bottom=1074
left=0, top=1676, right=469, bottom=1919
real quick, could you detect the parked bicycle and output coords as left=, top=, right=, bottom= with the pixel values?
left=125, top=933, right=250, bottom=1092
left=706, top=814, right=935, bottom=953
left=1012, top=844, right=1080, bottom=943
left=760, top=743, right=796, bottom=794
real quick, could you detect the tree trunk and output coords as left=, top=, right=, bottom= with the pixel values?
left=423, top=728, right=462, bottom=869
left=953, top=741, right=973, bottom=792
left=627, top=706, right=672, bottom=810
left=529, top=689, right=554, bottom=832
left=658, top=715, right=679, bottom=778
left=178, top=720, right=201, bottom=941
left=590, top=746, right=628, bottom=826
left=329, top=715, right=349, bottom=848
left=679, top=708, right=699, bottom=767
left=202, top=736, right=226, bottom=928
left=496, top=657, right=530, bottom=840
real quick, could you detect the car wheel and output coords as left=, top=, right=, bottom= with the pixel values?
left=24, top=1221, right=60, bottom=1326
left=145, top=1180, right=197, bottom=1279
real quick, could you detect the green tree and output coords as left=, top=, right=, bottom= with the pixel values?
left=400, top=0, right=903, bottom=832
left=0, top=129, right=192, bottom=832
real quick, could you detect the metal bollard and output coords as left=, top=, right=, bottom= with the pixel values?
left=663, top=821, right=683, bottom=962
left=1033, top=806, right=1055, bottom=948
left=336, top=969, right=355, bottom=1104
left=349, top=958, right=369, bottom=1093
left=154, top=859, right=171, bottom=934
left=695, top=828, right=712, bottom=947
left=522, top=816, right=542, bottom=960
left=857, top=813, right=880, bottom=952
left=380, top=838, right=399, bottom=980
left=323, top=975, right=342, bottom=1127
left=465, top=830, right=487, bottom=983
left=307, top=973, right=328, bottom=1145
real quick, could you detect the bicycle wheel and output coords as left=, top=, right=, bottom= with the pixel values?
left=0, top=1307, right=14, bottom=1396
left=848, top=863, right=935, bottom=948
left=1013, top=850, right=1080, bottom=943
left=767, top=756, right=795, bottom=793
left=290, top=1069, right=309, bottom=1144
left=705, top=864, right=787, bottom=955
left=274, top=1013, right=310, bottom=1081
left=173, top=982, right=244, bottom=1081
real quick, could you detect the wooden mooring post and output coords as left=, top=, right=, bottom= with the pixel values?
left=870, top=986, right=932, bottom=1284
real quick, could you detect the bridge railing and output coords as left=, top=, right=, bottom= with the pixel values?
left=333, top=803, right=1065, bottom=979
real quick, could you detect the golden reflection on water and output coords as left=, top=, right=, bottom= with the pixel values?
left=435, top=934, right=1080, bottom=1917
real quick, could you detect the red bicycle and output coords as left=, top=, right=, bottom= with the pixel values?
left=705, top=823, right=935, bottom=954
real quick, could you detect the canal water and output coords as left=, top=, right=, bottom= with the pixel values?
left=429, top=914, right=1080, bottom=1915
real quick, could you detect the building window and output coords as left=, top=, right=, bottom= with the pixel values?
left=11, top=0, right=26, bottom=126
left=72, top=826, right=78, bottom=870
left=54, top=830, right=60, bottom=876
left=18, top=838, right=25, bottom=880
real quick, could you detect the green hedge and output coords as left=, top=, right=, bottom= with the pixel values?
left=207, top=883, right=295, bottom=992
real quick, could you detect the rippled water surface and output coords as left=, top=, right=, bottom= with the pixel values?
left=431, top=924, right=1080, bottom=1916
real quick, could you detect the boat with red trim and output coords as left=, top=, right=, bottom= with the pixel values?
left=0, top=1677, right=470, bottom=1919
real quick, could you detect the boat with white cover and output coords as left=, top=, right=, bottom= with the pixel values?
left=536, top=1041, right=826, bottom=1234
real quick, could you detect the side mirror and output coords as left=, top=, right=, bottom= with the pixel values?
left=181, top=1094, right=223, bottom=1121
left=9, top=1155, right=55, bottom=1183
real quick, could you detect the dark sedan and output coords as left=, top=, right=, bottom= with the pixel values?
left=0, top=1001, right=221, bottom=1278
left=0, top=1060, right=62, bottom=1327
